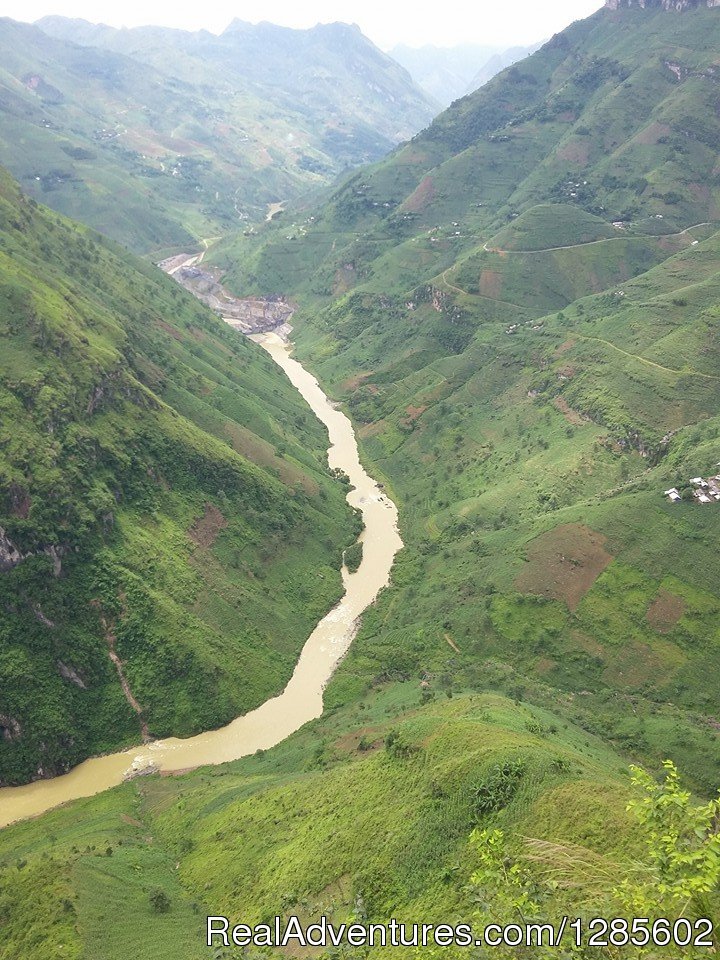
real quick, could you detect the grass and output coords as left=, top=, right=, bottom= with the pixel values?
left=210, top=2, right=720, bottom=798
left=6, top=4, right=720, bottom=954
left=0, top=690, right=654, bottom=959
left=0, top=166, right=358, bottom=784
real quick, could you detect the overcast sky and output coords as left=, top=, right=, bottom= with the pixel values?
left=6, top=0, right=604, bottom=49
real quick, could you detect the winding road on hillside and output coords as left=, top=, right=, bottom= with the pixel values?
left=438, top=221, right=720, bottom=382
left=481, top=221, right=714, bottom=255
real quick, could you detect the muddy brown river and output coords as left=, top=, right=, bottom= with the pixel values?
left=0, top=333, right=402, bottom=829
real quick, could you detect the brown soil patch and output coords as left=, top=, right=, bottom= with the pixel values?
left=224, top=423, right=317, bottom=495
left=403, top=174, right=436, bottom=213
left=535, top=656, right=557, bottom=676
left=358, top=418, right=387, bottom=439
left=121, top=814, right=144, bottom=828
left=646, top=589, right=686, bottom=633
left=553, top=396, right=587, bottom=426
left=479, top=269, right=503, bottom=299
left=153, top=132, right=199, bottom=154
left=405, top=404, right=427, bottom=421
left=340, top=371, right=372, bottom=392
left=602, top=636, right=685, bottom=689
left=157, top=318, right=185, bottom=341
left=557, top=140, right=590, bottom=165
left=571, top=629, right=605, bottom=659
left=189, top=503, right=228, bottom=549
left=634, top=122, right=671, bottom=146
left=333, top=263, right=356, bottom=296
left=555, top=339, right=576, bottom=356
left=688, top=184, right=720, bottom=218
left=332, top=726, right=383, bottom=755
left=515, top=524, right=613, bottom=612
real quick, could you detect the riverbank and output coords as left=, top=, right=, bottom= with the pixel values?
left=0, top=334, right=402, bottom=829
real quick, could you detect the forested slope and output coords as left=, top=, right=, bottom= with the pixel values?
left=0, top=166, right=356, bottom=784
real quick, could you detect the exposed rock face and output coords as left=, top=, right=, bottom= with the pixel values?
left=57, top=660, right=87, bottom=688
left=0, top=715, right=22, bottom=742
left=0, top=526, right=64, bottom=576
left=169, top=263, right=295, bottom=334
left=0, top=527, right=23, bottom=571
left=606, top=0, right=720, bottom=8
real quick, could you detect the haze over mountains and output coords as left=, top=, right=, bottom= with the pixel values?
left=0, top=15, right=436, bottom=251
left=390, top=41, right=543, bottom=106
left=2, top=1, right=720, bottom=956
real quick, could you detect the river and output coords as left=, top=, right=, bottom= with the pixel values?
left=0, top=332, right=402, bottom=830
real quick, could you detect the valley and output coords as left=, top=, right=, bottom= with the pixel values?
left=2, top=2, right=720, bottom=957
left=0, top=16, right=436, bottom=252
left=0, top=333, right=402, bottom=828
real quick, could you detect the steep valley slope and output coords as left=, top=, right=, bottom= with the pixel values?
left=0, top=16, right=436, bottom=253
left=3, top=3, right=720, bottom=957
left=210, top=0, right=720, bottom=794
left=0, top=165, right=357, bottom=786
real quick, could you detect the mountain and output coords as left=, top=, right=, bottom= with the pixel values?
left=389, top=42, right=540, bottom=106
left=38, top=16, right=433, bottom=146
left=388, top=43, right=497, bottom=106
left=0, top=17, right=436, bottom=254
left=607, top=0, right=720, bottom=7
left=209, top=0, right=720, bottom=794
left=465, top=42, right=543, bottom=95
left=0, top=165, right=356, bottom=785
left=3, top=2, right=720, bottom=954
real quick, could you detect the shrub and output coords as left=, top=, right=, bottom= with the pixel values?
left=473, top=759, right=526, bottom=818
left=149, top=889, right=171, bottom=913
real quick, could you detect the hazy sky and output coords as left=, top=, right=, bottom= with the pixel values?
left=6, top=0, right=604, bottom=49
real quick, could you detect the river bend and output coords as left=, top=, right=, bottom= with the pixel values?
left=0, top=333, right=402, bottom=829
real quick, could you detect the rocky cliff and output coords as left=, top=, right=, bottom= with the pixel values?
left=605, top=0, right=720, bottom=9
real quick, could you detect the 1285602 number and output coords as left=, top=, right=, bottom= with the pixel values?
left=576, top=917, right=714, bottom=948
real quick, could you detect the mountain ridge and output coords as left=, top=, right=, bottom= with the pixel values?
left=209, top=0, right=720, bottom=794
left=0, top=16, right=436, bottom=252
left=605, top=0, right=720, bottom=9
left=0, top=164, right=357, bottom=784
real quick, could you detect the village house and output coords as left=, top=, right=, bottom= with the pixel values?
left=664, top=473, right=720, bottom=503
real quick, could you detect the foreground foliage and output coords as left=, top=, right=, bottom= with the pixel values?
left=0, top=695, right=717, bottom=958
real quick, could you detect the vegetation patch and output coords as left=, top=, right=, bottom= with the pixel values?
left=343, top=542, right=363, bottom=573
left=553, top=396, right=588, bottom=426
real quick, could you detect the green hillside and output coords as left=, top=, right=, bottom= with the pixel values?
left=1, top=686, right=718, bottom=958
left=0, top=165, right=356, bottom=785
left=5, top=3, right=720, bottom=957
left=208, top=1, right=720, bottom=795
left=0, top=17, right=435, bottom=253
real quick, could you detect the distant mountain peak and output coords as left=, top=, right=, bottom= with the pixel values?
left=605, top=0, right=720, bottom=9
